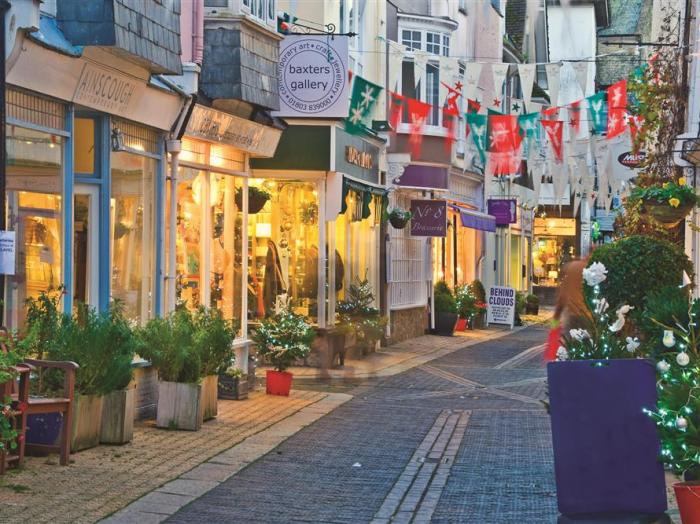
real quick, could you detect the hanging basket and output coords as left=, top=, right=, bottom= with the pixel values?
left=389, top=214, right=410, bottom=229
left=235, top=191, right=270, bottom=214
left=644, top=198, right=694, bottom=228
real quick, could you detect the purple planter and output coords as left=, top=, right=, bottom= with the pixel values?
left=547, top=359, right=666, bottom=517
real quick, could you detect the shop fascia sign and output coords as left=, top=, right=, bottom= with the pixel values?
left=275, top=35, right=349, bottom=118
left=73, top=63, right=145, bottom=114
left=186, top=105, right=282, bottom=157
left=345, top=145, right=373, bottom=170
left=487, top=199, right=517, bottom=227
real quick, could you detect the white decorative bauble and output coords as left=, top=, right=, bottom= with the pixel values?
left=676, top=416, right=689, bottom=430
left=657, top=360, right=671, bottom=373
left=663, top=330, right=676, bottom=348
left=677, top=352, right=691, bottom=367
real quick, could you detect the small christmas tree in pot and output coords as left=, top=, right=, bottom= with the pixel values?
left=647, top=296, right=700, bottom=521
left=252, top=305, right=316, bottom=396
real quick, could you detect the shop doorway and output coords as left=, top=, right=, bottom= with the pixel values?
left=73, top=184, right=99, bottom=310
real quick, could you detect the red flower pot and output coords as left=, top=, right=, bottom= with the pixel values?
left=455, top=318, right=467, bottom=331
left=266, top=370, right=293, bottom=396
left=674, top=482, right=700, bottom=523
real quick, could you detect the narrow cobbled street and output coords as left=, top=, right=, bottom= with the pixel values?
left=168, top=326, right=556, bottom=523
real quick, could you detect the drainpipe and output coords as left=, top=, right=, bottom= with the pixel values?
left=166, top=140, right=181, bottom=313
left=0, top=0, right=11, bottom=322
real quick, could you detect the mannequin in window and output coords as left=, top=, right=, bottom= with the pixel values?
left=264, top=239, right=286, bottom=316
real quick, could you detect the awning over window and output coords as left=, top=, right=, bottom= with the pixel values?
left=395, top=164, right=449, bottom=191
left=449, top=204, right=497, bottom=233
left=341, top=176, right=388, bottom=219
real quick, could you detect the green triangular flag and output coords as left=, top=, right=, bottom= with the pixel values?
left=586, top=91, right=607, bottom=135
left=345, top=75, right=383, bottom=135
left=466, top=112, right=488, bottom=164
left=518, top=112, right=540, bottom=155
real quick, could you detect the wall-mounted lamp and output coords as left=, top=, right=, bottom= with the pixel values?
left=111, top=128, right=125, bottom=151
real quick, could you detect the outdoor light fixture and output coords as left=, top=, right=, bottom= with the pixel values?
left=111, top=128, right=125, bottom=152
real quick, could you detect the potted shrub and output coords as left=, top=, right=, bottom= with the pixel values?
left=22, top=296, right=137, bottom=450
left=386, top=207, right=412, bottom=229
left=0, top=339, right=24, bottom=469
left=455, top=285, right=476, bottom=331
left=139, top=308, right=203, bottom=431
left=631, top=179, right=699, bottom=228
left=235, top=186, right=271, bottom=214
left=218, top=366, right=248, bottom=400
left=337, top=278, right=387, bottom=355
left=525, top=294, right=540, bottom=315
left=252, top=309, right=315, bottom=396
left=469, top=280, right=487, bottom=329
left=193, top=307, right=236, bottom=420
left=548, top=261, right=666, bottom=516
left=433, top=281, right=458, bottom=336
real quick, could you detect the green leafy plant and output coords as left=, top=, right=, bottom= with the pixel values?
left=434, top=281, right=457, bottom=314
left=252, top=309, right=316, bottom=372
left=630, top=180, right=699, bottom=209
left=191, top=307, right=237, bottom=377
left=558, top=262, right=643, bottom=361
left=587, top=235, right=694, bottom=325
left=337, top=278, right=387, bottom=346
left=46, top=303, right=138, bottom=396
left=516, top=292, right=527, bottom=315
left=22, top=288, right=64, bottom=359
left=455, top=284, right=476, bottom=319
left=469, top=279, right=487, bottom=304
left=526, top=294, right=539, bottom=306
left=224, top=366, right=245, bottom=379
left=138, top=308, right=200, bottom=383
left=0, top=342, right=23, bottom=453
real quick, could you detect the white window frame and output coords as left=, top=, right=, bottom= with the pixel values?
left=241, top=0, right=277, bottom=27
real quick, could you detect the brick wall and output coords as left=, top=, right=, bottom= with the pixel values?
left=389, top=307, right=428, bottom=345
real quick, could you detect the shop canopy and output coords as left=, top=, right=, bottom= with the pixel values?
left=448, top=204, right=497, bottom=233
left=341, top=177, right=388, bottom=218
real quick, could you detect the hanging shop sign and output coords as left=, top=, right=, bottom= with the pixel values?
left=487, top=199, right=518, bottom=226
left=186, top=105, right=283, bottom=157
left=486, top=286, right=515, bottom=329
left=276, top=35, right=349, bottom=118
left=334, top=127, right=380, bottom=183
left=410, top=199, right=447, bottom=237
left=617, top=151, right=646, bottom=169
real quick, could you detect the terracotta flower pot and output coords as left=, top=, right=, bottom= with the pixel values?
left=266, top=370, right=293, bottom=396
left=674, top=482, right=700, bottom=523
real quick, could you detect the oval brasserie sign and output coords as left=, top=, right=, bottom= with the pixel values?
left=277, top=36, right=349, bottom=118
left=617, top=151, right=646, bottom=169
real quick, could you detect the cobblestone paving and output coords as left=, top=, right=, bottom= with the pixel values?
left=0, top=390, right=324, bottom=524
left=169, top=327, right=562, bottom=523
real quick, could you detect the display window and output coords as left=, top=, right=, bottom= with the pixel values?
left=110, top=151, right=156, bottom=322
left=247, top=179, right=320, bottom=322
left=334, top=189, right=381, bottom=304
left=172, top=167, right=244, bottom=336
left=533, top=218, right=577, bottom=286
left=5, top=125, right=64, bottom=328
left=432, top=209, right=479, bottom=288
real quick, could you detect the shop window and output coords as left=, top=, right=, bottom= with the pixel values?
left=110, top=152, right=156, bottom=323
left=334, top=190, right=380, bottom=306
left=247, top=180, right=320, bottom=323
left=175, top=168, right=206, bottom=311
left=74, top=118, right=95, bottom=175
left=5, top=125, right=63, bottom=328
left=209, top=173, right=243, bottom=333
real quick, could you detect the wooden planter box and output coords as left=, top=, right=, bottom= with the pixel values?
left=201, top=375, right=218, bottom=421
left=71, top=394, right=104, bottom=452
left=218, top=375, right=249, bottom=400
left=156, top=381, right=203, bottom=431
left=100, top=388, right=135, bottom=445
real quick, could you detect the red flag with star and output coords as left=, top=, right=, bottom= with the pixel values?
left=443, top=107, right=459, bottom=153
left=607, top=79, right=628, bottom=139
left=568, top=100, right=582, bottom=134
left=487, top=114, right=522, bottom=175
left=407, top=98, right=432, bottom=157
left=541, top=120, right=564, bottom=162
left=542, top=106, right=560, bottom=121
left=388, top=92, right=405, bottom=132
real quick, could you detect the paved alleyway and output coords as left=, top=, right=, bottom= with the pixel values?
left=169, top=326, right=557, bottom=523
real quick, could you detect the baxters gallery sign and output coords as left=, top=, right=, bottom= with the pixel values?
left=276, top=36, right=349, bottom=118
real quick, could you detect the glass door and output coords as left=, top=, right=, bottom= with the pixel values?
left=74, top=184, right=99, bottom=310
